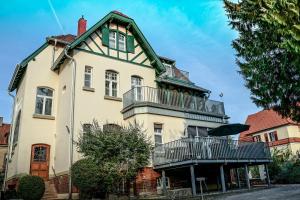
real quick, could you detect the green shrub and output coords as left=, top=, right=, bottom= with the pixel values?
left=71, top=158, right=101, bottom=199
left=18, top=175, right=45, bottom=200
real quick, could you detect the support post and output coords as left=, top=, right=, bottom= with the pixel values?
left=190, top=165, right=196, bottom=196
left=162, top=170, right=167, bottom=195
left=220, top=165, right=226, bottom=193
left=235, top=168, right=241, bottom=188
left=264, top=164, right=271, bottom=186
left=244, top=164, right=251, bottom=189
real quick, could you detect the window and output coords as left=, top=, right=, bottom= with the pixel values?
left=35, top=87, right=53, bottom=115
left=105, top=71, right=118, bottom=97
left=264, top=133, right=269, bottom=142
left=253, top=135, right=261, bottom=142
left=154, top=123, right=163, bottom=146
left=33, top=146, right=47, bottom=162
left=157, top=177, right=170, bottom=188
left=131, top=76, right=142, bottom=101
left=269, top=131, right=278, bottom=142
left=84, top=66, right=92, bottom=88
left=109, top=31, right=117, bottom=49
left=187, top=126, right=208, bottom=138
left=13, top=111, right=21, bottom=144
left=118, top=34, right=126, bottom=51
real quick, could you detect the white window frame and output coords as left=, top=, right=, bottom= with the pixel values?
left=156, top=177, right=170, bottom=189
left=105, top=71, right=118, bottom=97
left=131, top=76, right=143, bottom=101
left=269, top=131, right=277, bottom=142
left=154, top=123, right=163, bottom=146
left=109, top=31, right=117, bottom=49
left=118, top=33, right=126, bottom=51
left=84, top=66, right=93, bottom=88
left=35, top=87, right=53, bottom=116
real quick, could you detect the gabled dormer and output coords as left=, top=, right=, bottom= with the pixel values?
left=52, top=11, right=165, bottom=75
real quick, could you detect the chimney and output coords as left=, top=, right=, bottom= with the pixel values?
left=0, top=117, right=3, bottom=127
left=77, top=15, right=87, bottom=36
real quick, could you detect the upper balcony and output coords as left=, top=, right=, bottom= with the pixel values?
left=153, top=137, right=272, bottom=169
left=123, top=86, right=226, bottom=117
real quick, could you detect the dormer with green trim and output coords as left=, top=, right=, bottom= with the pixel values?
left=52, top=11, right=165, bottom=76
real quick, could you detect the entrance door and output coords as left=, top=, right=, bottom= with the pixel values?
left=30, top=144, right=50, bottom=180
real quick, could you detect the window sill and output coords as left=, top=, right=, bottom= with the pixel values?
left=104, top=95, right=122, bottom=102
left=33, top=114, right=55, bottom=120
left=82, top=86, right=95, bottom=92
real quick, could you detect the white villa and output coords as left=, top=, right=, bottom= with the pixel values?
left=6, top=11, right=271, bottom=198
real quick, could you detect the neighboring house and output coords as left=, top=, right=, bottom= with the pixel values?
left=239, top=109, right=300, bottom=155
left=6, top=11, right=271, bottom=198
left=0, top=117, right=10, bottom=172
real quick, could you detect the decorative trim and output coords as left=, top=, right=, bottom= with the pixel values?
left=75, top=47, right=153, bottom=69
left=104, top=95, right=122, bottom=102
left=130, top=51, right=143, bottom=62
left=32, top=114, right=55, bottom=120
left=140, top=57, right=148, bottom=65
left=88, top=35, right=105, bottom=54
left=82, top=86, right=95, bottom=92
left=83, top=41, right=93, bottom=51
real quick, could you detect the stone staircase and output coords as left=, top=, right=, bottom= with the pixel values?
left=42, top=181, right=58, bottom=200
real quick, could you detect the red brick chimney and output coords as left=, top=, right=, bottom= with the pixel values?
left=77, top=15, right=87, bottom=36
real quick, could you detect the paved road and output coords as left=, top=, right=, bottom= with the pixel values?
left=213, top=185, right=300, bottom=200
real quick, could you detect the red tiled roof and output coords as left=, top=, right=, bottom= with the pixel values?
left=52, top=34, right=77, bottom=43
left=239, top=109, right=298, bottom=140
left=0, top=123, right=10, bottom=145
left=112, top=10, right=130, bottom=18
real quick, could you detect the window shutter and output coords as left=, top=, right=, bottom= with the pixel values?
left=264, top=133, right=269, bottom=142
left=126, top=35, right=135, bottom=53
left=102, top=27, right=109, bottom=46
left=274, top=131, right=278, bottom=141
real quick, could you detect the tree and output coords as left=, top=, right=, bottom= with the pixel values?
left=75, top=121, right=152, bottom=194
left=224, top=0, right=300, bottom=121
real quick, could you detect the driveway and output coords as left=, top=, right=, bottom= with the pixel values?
left=213, top=185, right=300, bottom=200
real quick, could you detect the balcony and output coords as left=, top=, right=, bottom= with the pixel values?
left=123, top=86, right=225, bottom=117
left=153, top=137, right=271, bottom=169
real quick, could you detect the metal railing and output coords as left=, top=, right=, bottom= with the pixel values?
left=153, top=137, right=271, bottom=166
left=123, top=86, right=225, bottom=116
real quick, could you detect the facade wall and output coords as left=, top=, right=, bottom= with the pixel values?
left=7, top=45, right=63, bottom=180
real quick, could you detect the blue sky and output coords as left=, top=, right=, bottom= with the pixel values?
left=0, top=0, right=260, bottom=124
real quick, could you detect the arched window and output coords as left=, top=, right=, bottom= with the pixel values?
left=13, top=111, right=21, bottom=144
left=35, top=87, right=53, bottom=115
left=131, top=76, right=143, bottom=101
left=118, top=33, right=126, bottom=51
left=105, top=70, right=118, bottom=97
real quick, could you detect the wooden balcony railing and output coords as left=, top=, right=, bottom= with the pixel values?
left=153, top=137, right=271, bottom=167
left=123, top=86, right=225, bottom=116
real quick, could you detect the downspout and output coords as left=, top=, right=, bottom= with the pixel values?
left=64, top=46, right=76, bottom=200
left=2, top=91, right=16, bottom=191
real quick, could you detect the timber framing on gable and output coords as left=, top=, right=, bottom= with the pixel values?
left=52, top=11, right=165, bottom=75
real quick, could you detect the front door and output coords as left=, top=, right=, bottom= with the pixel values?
left=30, top=144, right=50, bottom=180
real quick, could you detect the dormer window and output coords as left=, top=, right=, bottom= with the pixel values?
left=109, top=31, right=117, bottom=49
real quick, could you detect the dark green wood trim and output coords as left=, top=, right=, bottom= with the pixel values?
left=140, top=57, right=148, bottom=65
left=89, top=35, right=105, bottom=54
left=83, top=41, right=93, bottom=51
left=75, top=47, right=153, bottom=69
left=107, top=23, right=110, bottom=56
left=134, top=43, right=139, bottom=49
left=130, top=51, right=143, bottom=62
left=126, top=29, right=128, bottom=61
left=95, top=30, right=102, bottom=41
left=116, top=24, right=119, bottom=59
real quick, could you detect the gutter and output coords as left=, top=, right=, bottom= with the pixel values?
left=3, top=91, right=16, bottom=191
left=64, top=46, right=76, bottom=200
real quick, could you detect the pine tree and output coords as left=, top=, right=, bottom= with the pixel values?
left=224, top=0, right=300, bottom=121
